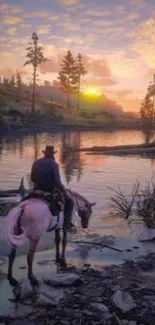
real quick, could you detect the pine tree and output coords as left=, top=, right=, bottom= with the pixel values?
left=24, top=32, right=48, bottom=112
left=16, top=70, right=22, bottom=90
left=9, top=75, right=15, bottom=88
left=3, top=77, right=9, bottom=87
left=140, top=92, right=154, bottom=129
left=58, top=51, right=77, bottom=108
left=76, top=53, right=87, bottom=110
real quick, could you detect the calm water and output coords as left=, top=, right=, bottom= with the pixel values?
left=1, top=129, right=155, bottom=262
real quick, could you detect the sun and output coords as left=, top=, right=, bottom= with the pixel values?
left=83, top=87, right=100, bottom=96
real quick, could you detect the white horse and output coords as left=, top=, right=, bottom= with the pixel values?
left=4, top=189, right=96, bottom=286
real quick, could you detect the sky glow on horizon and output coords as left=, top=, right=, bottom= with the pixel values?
left=1, top=0, right=155, bottom=111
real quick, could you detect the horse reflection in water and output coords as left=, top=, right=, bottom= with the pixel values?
left=5, top=189, right=96, bottom=287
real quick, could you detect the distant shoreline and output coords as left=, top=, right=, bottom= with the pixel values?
left=0, top=121, right=149, bottom=135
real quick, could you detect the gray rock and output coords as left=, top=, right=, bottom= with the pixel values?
left=82, top=310, right=94, bottom=317
left=13, top=280, right=37, bottom=300
left=9, top=322, right=35, bottom=325
left=122, top=321, right=137, bottom=325
left=144, top=295, right=155, bottom=301
left=112, top=290, right=136, bottom=313
left=36, top=293, right=56, bottom=306
left=111, top=284, right=120, bottom=292
left=44, top=273, right=84, bottom=287
left=89, top=303, right=112, bottom=319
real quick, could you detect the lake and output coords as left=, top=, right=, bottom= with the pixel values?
left=0, top=129, right=155, bottom=264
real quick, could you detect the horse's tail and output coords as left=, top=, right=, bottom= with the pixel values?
left=4, top=205, right=27, bottom=247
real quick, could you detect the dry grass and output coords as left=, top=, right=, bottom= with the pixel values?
left=108, top=181, right=140, bottom=219
left=136, top=180, right=155, bottom=228
left=109, top=178, right=155, bottom=229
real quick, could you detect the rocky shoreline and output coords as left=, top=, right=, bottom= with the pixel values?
left=1, top=253, right=155, bottom=325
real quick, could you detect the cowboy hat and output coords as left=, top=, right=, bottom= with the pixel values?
left=42, top=145, right=57, bottom=155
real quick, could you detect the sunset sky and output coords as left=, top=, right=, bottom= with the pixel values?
left=1, top=0, right=155, bottom=112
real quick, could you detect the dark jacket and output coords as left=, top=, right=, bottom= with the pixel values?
left=31, top=156, right=65, bottom=192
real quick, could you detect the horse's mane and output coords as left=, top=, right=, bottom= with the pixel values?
left=66, top=189, right=90, bottom=206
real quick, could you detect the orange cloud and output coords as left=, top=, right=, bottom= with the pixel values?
left=23, top=11, right=60, bottom=20
left=132, top=18, right=155, bottom=68
left=3, top=16, right=23, bottom=25
left=37, top=25, right=51, bottom=35
left=0, top=3, right=23, bottom=14
left=58, top=0, right=79, bottom=5
left=7, top=27, right=17, bottom=35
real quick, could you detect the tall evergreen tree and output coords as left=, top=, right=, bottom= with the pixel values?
left=9, top=75, right=15, bottom=88
left=76, top=53, right=87, bottom=110
left=24, top=32, right=48, bottom=112
left=3, top=77, right=9, bottom=87
left=58, top=51, right=77, bottom=108
left=140, top=91, right=154, bottom=130
left=16, top=70, right=22, bottom=90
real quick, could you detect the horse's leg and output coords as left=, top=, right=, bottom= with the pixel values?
left=7, top=246, right=18, bottom=286
left=55, top=229, right=61, bottom=263
left=61, top=229, right=68, bottom=268
left=27, top=239, right=39, bottom=286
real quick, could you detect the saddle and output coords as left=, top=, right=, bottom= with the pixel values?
left=21, top=188, right=64, bottom=216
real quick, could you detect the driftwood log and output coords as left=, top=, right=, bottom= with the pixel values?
left=70, top=143, right=155, bottom=156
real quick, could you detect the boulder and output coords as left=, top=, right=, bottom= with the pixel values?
left=36, top=293, right=56, bottom=306
left=89, top=303, right=112, bottom=319
left=44, top=273, right=84, bottom=287
left=112, top=290, right=136, bottom=313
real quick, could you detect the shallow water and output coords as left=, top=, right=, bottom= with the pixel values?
left=0, top=129, right=155, bottom=262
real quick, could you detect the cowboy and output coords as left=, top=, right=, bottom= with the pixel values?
left=30, top=145, right=74, bottom=232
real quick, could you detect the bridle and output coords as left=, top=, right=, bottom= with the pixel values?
left=74, top=193, right=91, bottom=216
left=66, top=189, right=94, bottom=216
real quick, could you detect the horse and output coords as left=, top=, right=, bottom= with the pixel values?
left=4, top=189, right=96, bottom=287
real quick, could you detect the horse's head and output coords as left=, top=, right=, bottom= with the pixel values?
left=77, top=202, right=96, bottom=229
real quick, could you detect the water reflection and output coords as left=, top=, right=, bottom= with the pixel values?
left=142, top=129, right=154, bottom=144
left=60, top=132, right=84, bottom=184
left=0, top=129, right=155, bottom=190
left=33, top=133, right=39, bottom=160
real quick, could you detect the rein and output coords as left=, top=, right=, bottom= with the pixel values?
left=67, top=189, right=87, bottom=211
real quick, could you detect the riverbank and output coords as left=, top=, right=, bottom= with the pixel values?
left=0, top=120, right=147, bottom=135
left=1, top=249, right=155, bottom=325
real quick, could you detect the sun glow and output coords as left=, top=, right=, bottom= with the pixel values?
left=83, top=87, right=100, bottom=96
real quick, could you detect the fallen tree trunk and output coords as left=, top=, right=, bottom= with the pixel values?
left=73, top=143, right=155, bottom=152
left=86, top=146, right=155, bottom=156
left=71, top=143, right=155, bottom=156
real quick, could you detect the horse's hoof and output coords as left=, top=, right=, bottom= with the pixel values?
left=29, top=276, right=39, bottom=286
left=8, top=276, right=19, bottom=287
